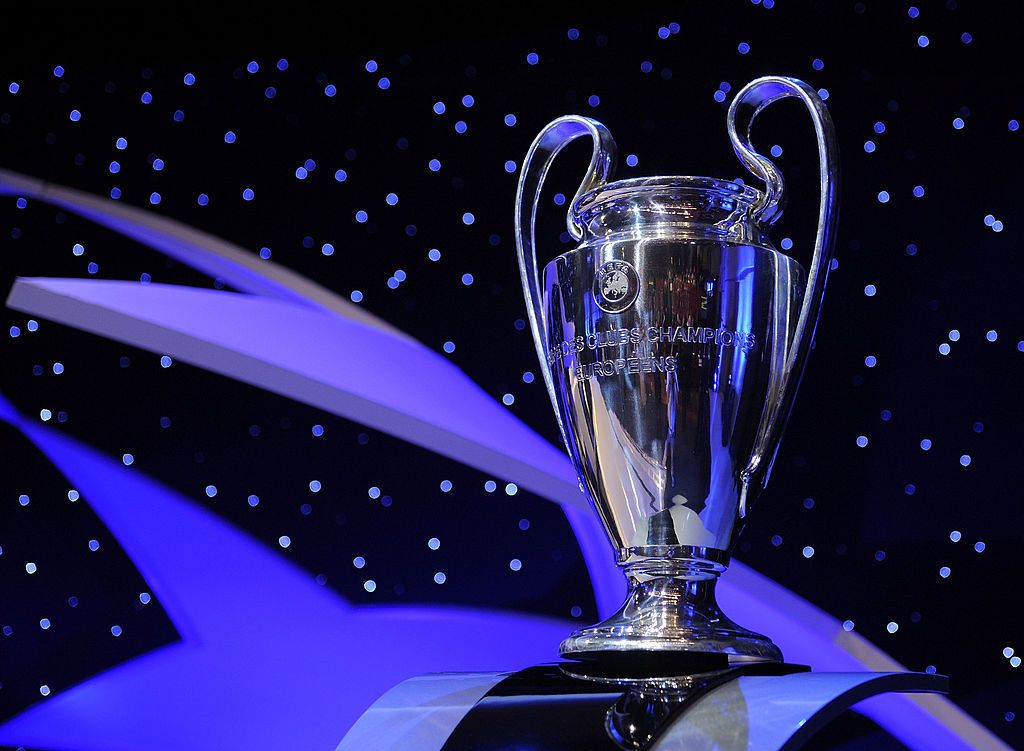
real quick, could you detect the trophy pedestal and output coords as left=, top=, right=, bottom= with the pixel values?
left=338, top=665, right=949, bottom=750
left=560, top=562, right=783, bottom=665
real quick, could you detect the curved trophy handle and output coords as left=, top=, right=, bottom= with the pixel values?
left=727, top=77, right=840, bottom=514
left=514, top=116, right=617, bottom=450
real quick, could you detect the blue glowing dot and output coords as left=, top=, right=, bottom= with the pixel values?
left=952, top=117, right=964, bottom=130
left=668, top=21, right=680, bottom=32
left=365, top=59, right=378, bottom=73
left=553, top=193, right=566, bottom=206
left=53, top=65, right=65, bottom=77
left=877, top=191, right=890, bottom=203
left=905, top=483, right=916, bottom=495
left=122, top=453, right=134, bottom=466
left=939, top=343, right=951, bottom=355
left=992, top=220, right=1004, bottom=232
left=454, top=120, right=467, bottom=133
left=173, top=108, right=186, bottom=121
left=770, top=144, right=783, bottom=158
left=183, top=72, right=196, bottom=86
left=986, top=329, right=998, bottom=342
left=224, top=130, right=237, bottom=144
left=504, top=113, right=517, bottom=126
left=908, top=5, right=919, bottom=17
left=443, top=341, right=455, bottom=354
left=917, top=35, right=929, bottom=47
left=568, top=27, right=580, bottom=40
left=115, top=137, right=128, bottom=150
left=779, top=238, right=794, bottom=251
left=433, top=101, right=446, bottom=114
left=588, top=94, right=601, bottom=107
left=818, top=88, right=830, bottom=100
left=440, top=480, right=453, bottom=493
left=354, top=210, right=368, bottom=224
left=7, top=81, right=20, bottom=94
left=197, top=193, right=209, bottom=206
left=502, top=393, right=515, bottom=406
left=377, top=77, right=390, bottom=90
left=505, top=483, right=518, bottom=496
left=278, top=535, right=291, bottom=549
left=961, top=32, right=972, bottom=43
left=462, top=212, right=475, bottom=225
left=152, top=158, right=165, bottom=171
left=526, top=52, right=539, bottom=65
left=948, top=329, right=960, bottom=341
left=149, top=192, right=161, bottom=205
left=939, top=566, right=951, bottom=578
left=713, top=90, right=726, bottom=103
left=484, top=481, right=497, bottom=493
left=386, top=277, right=399, bottom=290
left=812, top=57, right=825, bottom=70
left=974, top=541, right=985, bottom=553
left=906, top=243, right=918, bottom=256
left=26, top=320, right=38, bottom=332
left=242, top=188, right=254, bottom=201
left=9, top=326, right=19, bottom=338
left=802, top=546, right=815, bottom=558
left=18, top=494, right=29, bottom=506
left=309, top=480, right=322, bottom=493
left=430, top=158, right=442, bottom=172
left=509, top=559, right=523, bottom=572
left=15, top=197, right=27, bottom=209
left=658, top=27, right=670, bottom=40
left=461, top=273, right=474, bottom=286
left=865, top=355, right=877, bottom=367
left=385, top=192, right=399, bottom=205
left=738, top=42, right=751, bottom=54
left=69, top=109, right=82, bottom=122
left=434, top=572, right=447, bottom=584
left=874, top=121, right=886, bottom=134
left=40, top=408, right=53, bottom=421
left=88, top=539, right=100, bottom=552
left=109, top=187, right=121, bottom=200
left=1009, top=119, right=1020, bottom=132
left=920, top=438, right=932, bottom=450
left=140, top=91, right=153, bottom=104
left=887, top=621, right=899, bottom=634
left=641, top=61, right=654, bottom=74
left=350, top=290, right=363, bottom=302
left=363, top=579, right=377, bottom=592
left=26, top=562, right=37, bottom=574
left=295, top=167, right=308, bottom=179
left=247, top=61, right=259, bottom=74
left=913, top=185, right=925, bottom=197
left=324, top=84, right=337, bottom=97
left=864, top=140, right=876, bottom=153
left=160, top=355, right=172, bottom=368
left=321, top=243, right=334, bottom=257
left=864, top=284, right=877, bottom=296
left=625, top=154, right=638, bottom=167
left=856, top=435, right=869, bottom=448
left=394, top=270, right=407, bottom=283
left=960, top=454, right=972, bottom=467
left=108, top=160, right=121, bottom=174
left=304, top=159, right=316, bottom=171
left=428, top=537, right=441, bottom=550
left=53, top=362, right=64, bottom=375
left=334, top=169, right=348, bottom=182
left=973, top=421, right=984, bottom=433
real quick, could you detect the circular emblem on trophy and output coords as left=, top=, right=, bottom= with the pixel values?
left=593, top=259, right=640, bottom=313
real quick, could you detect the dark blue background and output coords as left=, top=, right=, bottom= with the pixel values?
left=1, top=4, right=1020, bottom=748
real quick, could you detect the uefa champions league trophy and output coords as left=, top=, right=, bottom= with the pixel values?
left=514, top=76, right=838, bottom=665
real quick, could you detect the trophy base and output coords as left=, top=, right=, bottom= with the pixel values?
left=560, top=561, right=783, bottom=666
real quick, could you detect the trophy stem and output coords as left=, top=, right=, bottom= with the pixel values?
left=559, top=552, right=783, bottom=668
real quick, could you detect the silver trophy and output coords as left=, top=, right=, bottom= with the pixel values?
left=514, top=77, right=838, bottom=664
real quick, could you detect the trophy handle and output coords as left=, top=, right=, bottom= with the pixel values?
left=514, top=116, right=617, bottom=450
left=727, top=77, right=840, bottom=515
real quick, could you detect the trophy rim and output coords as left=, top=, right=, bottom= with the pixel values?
left=573, top=174, right=765, bottom=214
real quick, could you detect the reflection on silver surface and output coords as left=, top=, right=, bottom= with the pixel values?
left=515, top=77, right=839, bottom=661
